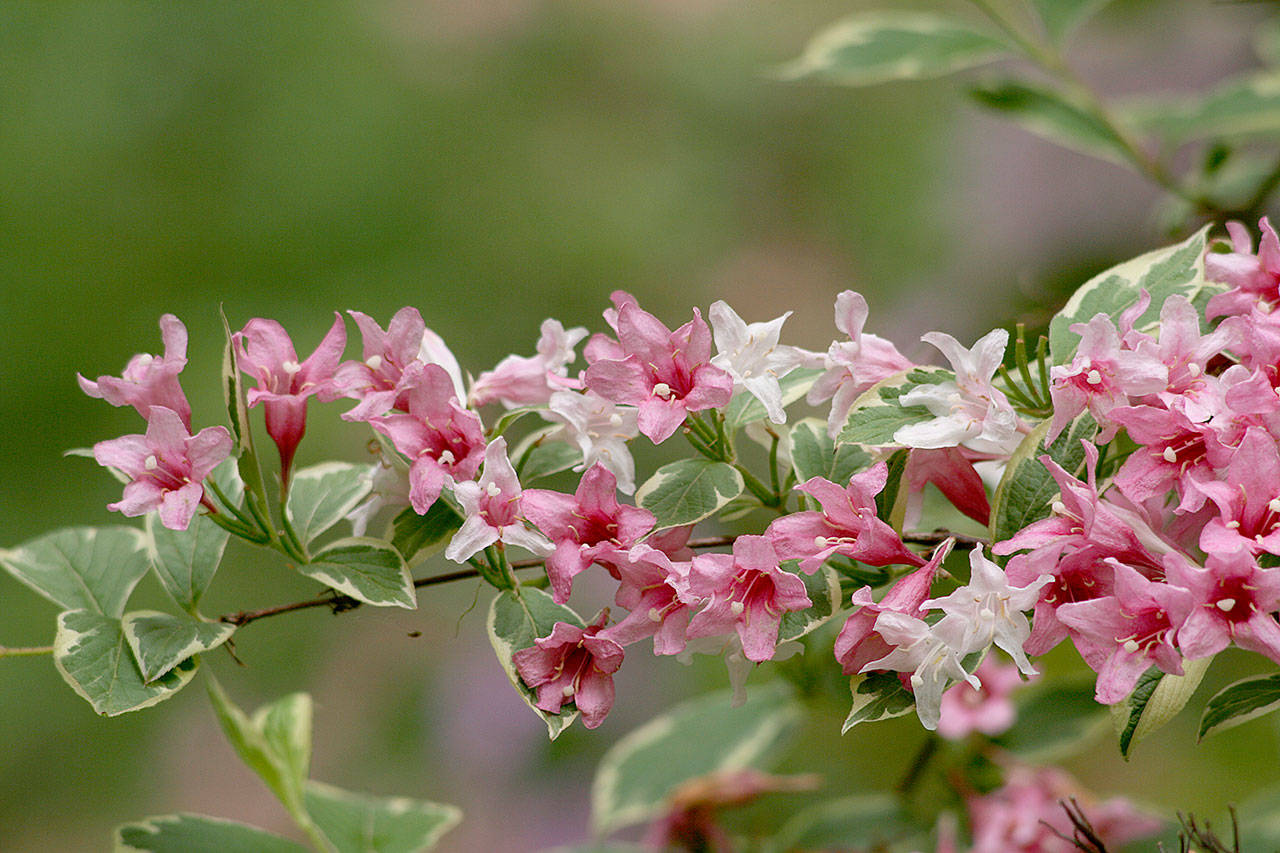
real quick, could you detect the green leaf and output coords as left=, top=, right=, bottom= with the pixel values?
left=146, top=513, right=229, bottom=613
left=725, top=368, right=823, bottom=430
left=518, top=440, right=582, bottom=483
left=1048, top=226, right=1215, bottom=363
left=789, top=418, right=871, bottom=485
left=769, top=795, right=914, bottom=853
left=286, top=462, right=373, bottom=547
left=491, top=405, right=543, bottom=438
left=121, top=611, right=235, bottom=683
left=303, top=781, right=462, bottom=853
left=995, top=680, right=1107, bottom=760
left=591, top=683, right=800, bottom=837
left=1198, top=673, right=1280, bottom=741
left=778, top=12, right=1009, bottom=87
left=302, top=538, right=416, bottom=609
left=1126, top=72, right=1280, bottom=144
left=220, top=308, right=271, bottom=529
left=837, top=368, right=950, bottom=447
left=635, top=459, right=744, bottom=530
left=54, top=610, right=197, bottom=716
left=207, top=679, right=313, bottom=831
left=486, top=587, right=585, bottom=739
left=391, top=503, right=463, bottom=563
left=969, top=79, right=1130, bottom=165
left=1029, top=0, right=1114, bottom=45
left=842, top=672, right=916, bottom=733
left=1111, top=657, right=1211, bottom=759
left=114, top=813, right=309, bottom=853
left=0, top=526, right=148, bottom=618
left=989, top=414, right=1096, bottom=545
left=778, top=566, right=840, bottom=643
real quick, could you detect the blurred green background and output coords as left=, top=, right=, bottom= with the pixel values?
left=2, top=1, right=1278, bottom=850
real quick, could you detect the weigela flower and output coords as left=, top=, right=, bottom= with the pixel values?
left=521, top=463, right=655, bottom=603
left=468, top=318, right=587, bottom=409
left=680, top=535, right=811, bottom=663
left=335, top=307, right=465, bottom=421
left=600, top=544, right=694, bottom=655
left=1197, top=426, right=1280, bottom=557
left=893, top=329, right=1023, bottom=456
left=1206, top=217, right=1280, bottom=317
left=367, top=363, right=485, bottom=514
left=1169, top=549, right=1280, bottom=664
left=808, top=290, right=914, bottom=438
left=544, top=389, right=640, bottom=494
left=79, top=313, right=192, bottom=429
left=93, top=406, right=232, bottom=531
left=708, top=300, right=814, bottom=424
left=767, top=464, right=924, bottom=573
left=445, top=437, right=551, bottom=563
left=583, top=291, right=733, bottom=444
left=861, top=609, right=977, bottom=731
left=235, top=313, right=346, bottom=487
left=512, top=609, right=624, bottom=729
left=936, top=656, right=1029, bottom=741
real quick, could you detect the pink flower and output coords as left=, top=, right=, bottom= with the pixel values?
left=600, top=544, right=694, bottom=655
left=93, top=406, right=232, bottom=531
left=521, top=463, right=655, bottom=603
left=468, top=318, right=587, bottom=409
left=445, top=437, right=552, bottom=563
left=1198, top=427, right=1280, bottom=557
left=235, top=314, right=346, bottom=487
left=680, top=535, right=811, bottom=663
left=79, top=314, right=192, bottom=429
left=936, top=656, right=1029, bottom=740
left=335, top=307, right=465, bottom=421
left=1171, top=549, right=1280, bottom=664
left=583, top=292, right=734, bottom=444
left=512, top=610, right=624, bottom=729
left=367, top=363, right=485, bottom=514
left=807, top=290, right=914, bottom=438
left=767, top=464, right=924, bottom=573
left=1206, top=217, right=1280, bottom=317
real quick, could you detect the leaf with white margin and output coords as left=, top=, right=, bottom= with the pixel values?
left=837, top=368, right=951, bottom=447
left=303, top=780, right=462, bottom=853
left=1126, top=72, right=1280, bottom=144
left=842, top=672, right=916, bottom=733
left=989, top=413, right=1096, bottom=547
left=636, top=459, right=744, bottom=530
left=1048, top=226, right=1215, bottom=364
left=54, top=610, right=197, bottom=716
left=300, top=538, right=416, bottom=609
left=0, top=526, right=147, bottom=618
left=777, top=565, right=840, bottom=643
left=114, top=813, right=309, bottom=853
left=789, top=417, right=871, bottom=485
left=1198, top=673, right=1280, bottom=741
left=286, top=462, right=373, bottom=547
left=1111, top=656, right=1211, bottom=759
left=725, top=368, right=823, bottom=430
left=591, top=683, right=800, bottom=837
left=122, top=611, right=235, bottom=683
left=487, top=587, right=584, bottom=740
left=970, top=79, right=1129, bottom=165
left=146, top=513, right=229, bottom=613
left=518, top=440, right=582, bottom=483
left=777, top=12, right=1009, bottom=87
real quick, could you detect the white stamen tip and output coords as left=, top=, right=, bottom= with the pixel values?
left=1086, top=369, right=1103, bottom=385
left=730, top=601, right=745, bottom=616
left=1051, top=500, right=1067, bottom=516
left=282, top=360, right=301, bottom=374
left=910, top=673, right=924, bottom=689
left=144, top=455, right=158, bottom=471
left=1268, top=498, right=1280, bottom=513
left=438, top=450, right=456, bottom=466
left=486, top=482, right=502, bottom=497
left=1187, top=363, right=1202, bottom=377
left=1123, top=639, right=1140, bottom=653
left=814, top=536, right=828, bottom=548
left=648, top=607, right=663, bottom=622
left=1226, top=520, right=1241, bottom=529
left=609, top=413, right=623, bottom=426
left=1216, top=598, right=1237, bottom=612
left=1163, top=447, right=1178, bottom=464
left=365, top=355, right=383, bottom=371
left=652, top=382, right=672, bottom=399
left=562, top=684, right=576, bottom=698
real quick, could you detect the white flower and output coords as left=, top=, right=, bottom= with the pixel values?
left=446, top=438, right=552, bottom=563
left=544, top=390, right=639, bottom=494
left=863, top=611, right=977, bottom=731
left=709, top=300, right=810, bottom=424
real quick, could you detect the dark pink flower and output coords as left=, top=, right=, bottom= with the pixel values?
left=512, top=610, right=624, bottom=729
left=680, top=535, right=811, bottom=663
left=93, top=406, right=232, bottom=531
left=583, top=292, right=734, bottom=444
left=521, top=463, right=655, bottom=603
left=767, top=465, right=924, bottom=573
left=335, top=307, right=465, bottom=421
left=1198, top=427, right=1280, bottom=557
left=235, top=314, right=346, bottom=487
left=1206, top=218, right=1280, bottom=317
left=1170, top=549, right=1280, bottom=664
left=79, top=314, right=192, bottom=429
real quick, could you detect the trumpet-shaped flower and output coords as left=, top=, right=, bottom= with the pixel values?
left=512, top=610, right=624, bottom=729
left=79, top=313, right=192, bottom=429
left=336, top=307, right=465, bottom=421
left=469, top=318, right=587, bottom=409
left=445, top=437, right=551, bottom=563
left=708, top=300, right=814, bottom=424
left=544, top=390, right=640, bottom=494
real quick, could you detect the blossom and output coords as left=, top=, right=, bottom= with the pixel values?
left=445, top=437, right=551, bottom=563
left=79, top=313, right=192, bottom=429
left=767, top=464, right=924, bottom=572
left=680, top=535, right=811, bottom=663
left=1198, top=427, right=1280, bottom=557
left=468, top=318, right=587, bottom=409
left=512, top=610, right=624, bottom=729
left=1206, top=217, right=1280, bottom=317
left=543, top=389, right=639, bottom=494
left=861, top=609, right=977, bottom=731
left=936, top=656, right=1029, bottom=741
left=521, top=463, right=655, bottom=602
left=808, top=290, right=914, bottom=437
left=583, top=292, right=733, bottom=444
left=892, top=329, right=1023, bottom=456
left=335, top=307, right=465, bottom=421
left=235, top=313, right=347, bottom=487
left=92, top=406, right=232, bottom=531
left=708, top=300, right=812, bottom=424
left=600, top=544, right=694, bottom=655
left=1171, top=548, right=1280, bottom=664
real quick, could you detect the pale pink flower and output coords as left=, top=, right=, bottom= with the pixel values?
left=861, top=609, right=977, bottom=731
left=468, top=318, right=587, bottom=409
left=335, top=307, right=465, bottom=421
left=1169, top=549, right=1280, bottom=664
left=445, top=437, right=551, bottom=563
left=936, top=656, right=1029, bottom=740
left=708, top=300, right=815, bottom=424
left=512, top=609, right=624, bottom=729
left=1198, top=427, right=1280, bottom=557
left=79, top=313, right=192, bottom=429
left=600, top=544, right=694, bottom=655
left=1206, top=217, right=1280, bottom=317
left=93, top=406, right=232, bottom=531
left=543, top=389, right=639, bottom=494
